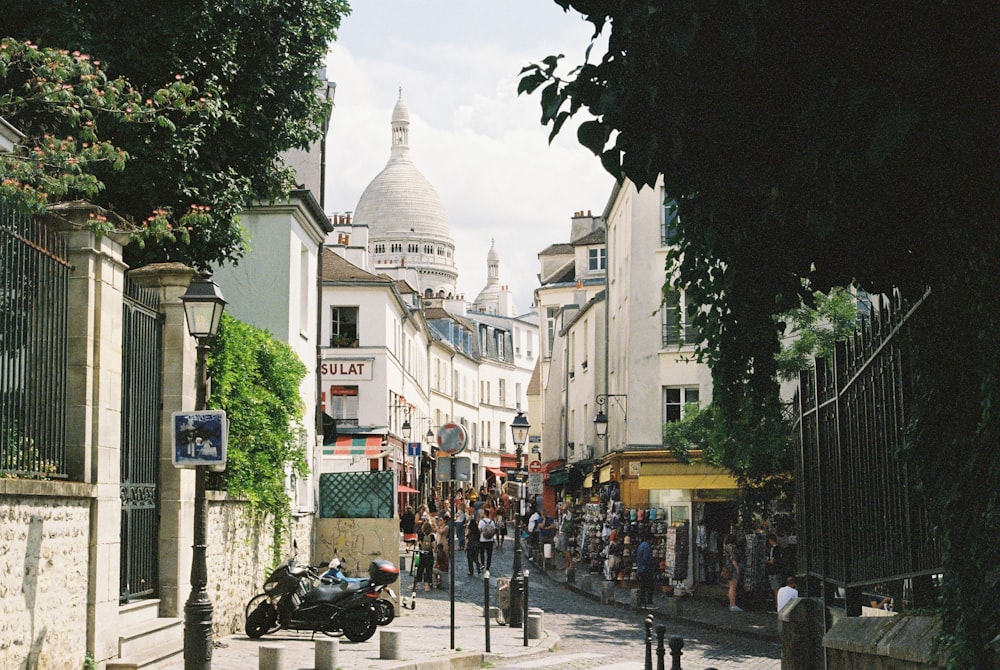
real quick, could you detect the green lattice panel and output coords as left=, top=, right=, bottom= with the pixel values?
left=319, top=471, right=394, bottom=518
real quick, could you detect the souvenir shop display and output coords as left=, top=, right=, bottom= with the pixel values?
left=577, top=499, right=692, bottom=593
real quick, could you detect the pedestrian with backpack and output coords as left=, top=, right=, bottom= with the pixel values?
left=478, top=508, right=497, bottom=571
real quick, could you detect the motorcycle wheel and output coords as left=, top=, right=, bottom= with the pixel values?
left=374, top=598, right=395, bottom=625
left=340, top=607, right=377, bottom=643
left=245, top=600, right=278, bottom=639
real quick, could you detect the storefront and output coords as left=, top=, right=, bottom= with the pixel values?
left=566, top=451, right=739, bottom=591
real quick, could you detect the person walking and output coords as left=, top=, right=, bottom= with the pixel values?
left=478, top=509, right=497, bottom=571
left=556, top=506, right=576, bottom=570
left=636, top=531, right=656, bottom=607
left=465, top=517, right=482, bottom=575
left=415, top=519, right=435, bottom=592
left=454, top=501, right=468, bottom=551
left=495, top=509, right=507, bottom=551
left=723, top=533, right=744, bottom=611
left=432, top=542, right=449, bottom=588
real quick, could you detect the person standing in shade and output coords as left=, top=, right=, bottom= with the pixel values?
left=776, top=576, right=798, bottom=612
left=723, top=534, right=744, bottom=612
left=765, top=533, right=784, bottom=610
left=636, top=531, right=656, bottom=607
left=478, top=508, right=497, bottom=571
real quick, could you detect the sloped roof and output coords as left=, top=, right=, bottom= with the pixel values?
left=538, top=242, right=574, bottom=256
left=572, top=229, right=606, bottom=245
left=320, top=251, right=390, bottom=283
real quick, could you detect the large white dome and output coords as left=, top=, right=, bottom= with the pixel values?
left=354, top=158, right=450, bottom=239
left=353, top=93, right=451, bottom=240
left=352, top=91, right=458, bottom=299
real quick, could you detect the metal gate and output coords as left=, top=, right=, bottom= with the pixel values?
left=120, top=277, right=163, bottom=603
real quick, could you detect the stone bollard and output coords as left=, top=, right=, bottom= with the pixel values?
left=259, top=644, right=285, bottom=670
left=527, top=613, right=543, bottom=639
left=315, top=638, right=339, bottom=670
left=601, top=580, right=615, bottom=604
left=629, top=588, right=641, bottom=608
left=380, top=629, right=403, bottom=660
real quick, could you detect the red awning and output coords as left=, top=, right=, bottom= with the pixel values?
left=322, top=435, right=386, bottom=458
left=397, top=484, right=419, bottom=494
left=486, top=467, right=507, bottom=478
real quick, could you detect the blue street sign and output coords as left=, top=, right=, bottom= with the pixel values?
left=172, top=410, right=227, bottom=470
left=406, top=442, right=422, bottom=457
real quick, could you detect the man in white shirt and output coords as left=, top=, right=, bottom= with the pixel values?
left=527, top=508, right=542, bottom=559
left=776, top=576, right=799, bottom=613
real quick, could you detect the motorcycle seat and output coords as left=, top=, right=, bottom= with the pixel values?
left=304, top=581, right=365, bottom=605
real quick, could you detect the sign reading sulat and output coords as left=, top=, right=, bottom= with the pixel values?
left=320, top=359, right=374, bottom=381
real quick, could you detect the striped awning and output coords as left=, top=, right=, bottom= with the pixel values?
left=322, top=435, right=386, bottom=458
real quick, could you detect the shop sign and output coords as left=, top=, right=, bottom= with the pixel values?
left=320, top=358, right=375, bottom=381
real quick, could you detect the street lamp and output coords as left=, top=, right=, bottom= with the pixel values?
left=594, top=393, right=627, bottom=443
left=509, top=410, right=530, bottom=627
left=180, top=272, right=226, bottom=670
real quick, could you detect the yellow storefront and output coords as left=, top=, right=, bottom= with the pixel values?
left=591, top=451, right=740, bottom=587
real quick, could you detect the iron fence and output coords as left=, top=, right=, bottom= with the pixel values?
left=120, top=276, right=163, bottom=602
left=794, top=290, right=940, bottom=614
left=0, top=205, right=70, bottom=478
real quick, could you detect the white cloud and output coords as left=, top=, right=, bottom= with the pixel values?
left=324, top=1, right=614, bottom=312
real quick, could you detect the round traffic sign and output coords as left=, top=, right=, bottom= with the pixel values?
left=437, top=422, right=468, bottom=455
left=527, top=459, right=542, bottom=473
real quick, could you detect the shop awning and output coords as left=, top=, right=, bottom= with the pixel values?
left=486, top=467, right=507, bottom=478
left=638, top=462, right=739, bottom=490
left=547, top=467, right=569, bottom=486
left=397, top=484, right=419, bottom=494
left=582, top=474, right=594, bottom=488
left=598, top=465, right=613, bottom=483
left=322, top=435, right=387, bottom=458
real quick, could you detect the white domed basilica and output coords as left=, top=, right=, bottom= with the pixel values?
left=353, top=90, right=458, bottom=299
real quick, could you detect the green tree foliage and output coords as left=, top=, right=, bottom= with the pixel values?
left=521, top=2, right=999, bottom=665
left=775, top=286, right=860, bottom=381
left=0, top=39, right=210, bottom=226
left=4, top=0, right=349, bottom=269
left=207, top=314, right=308, bottom=562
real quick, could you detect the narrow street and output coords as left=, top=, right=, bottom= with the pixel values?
left=417, top=535, right=781, bottom=670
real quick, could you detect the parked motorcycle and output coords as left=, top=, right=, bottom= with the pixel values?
left=244, top=557, right=397, bottom=642
left=320, top=557, right=398, bottom=626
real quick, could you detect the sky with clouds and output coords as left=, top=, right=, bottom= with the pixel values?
left=323, top=1, right=615, bottom=314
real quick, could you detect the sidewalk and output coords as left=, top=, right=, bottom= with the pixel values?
left=191, top=541, right=556, bottom=670
left=525, top=551, right=781, bottom=644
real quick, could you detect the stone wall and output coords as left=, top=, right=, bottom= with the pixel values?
left=204, top=492, right=314, bottom=636
left=0, top=480, right=94, bottom=670
left=824, top=614, right=947, bottom=670
left=315, top=518, right=400, bottom=587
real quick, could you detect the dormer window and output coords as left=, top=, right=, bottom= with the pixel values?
left=588, top=247, right=606, bottom=271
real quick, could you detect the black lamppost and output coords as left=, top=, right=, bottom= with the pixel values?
left=180, top=272, right=226, bottom=670
left=594, top=393, right=628, bottom=444
left=509, top=410, right=530, bottom=627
